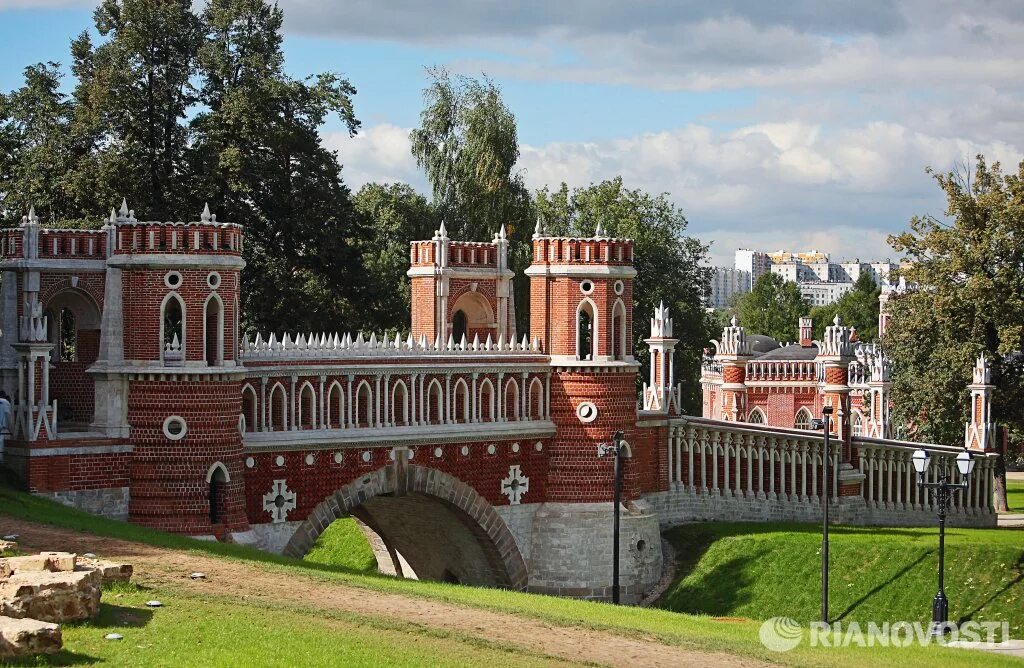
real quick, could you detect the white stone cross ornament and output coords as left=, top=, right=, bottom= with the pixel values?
left=263, top=479, right=297, bottom=523
left=500, top=465, right=530, bottom=505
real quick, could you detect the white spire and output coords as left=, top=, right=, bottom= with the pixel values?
left=201, top=202, right=212, bottom=222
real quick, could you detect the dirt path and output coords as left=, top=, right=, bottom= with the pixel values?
left=2, top=518, right=770, bottom=668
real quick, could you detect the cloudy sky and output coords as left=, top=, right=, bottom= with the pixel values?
left=2, top=1, right=1023, bottom=265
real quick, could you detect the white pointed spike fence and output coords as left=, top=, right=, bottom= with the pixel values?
left=240, top=330, right=543, bottom=360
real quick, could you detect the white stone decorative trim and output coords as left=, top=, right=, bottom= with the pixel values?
left=275, top=455, right=285, bottom=466
left=501, top=465, right=529, bottom=505
left=576, top=402, right=598, bottom=423
left=614, top=280, right=624, bottom=295
left=524, top=264, right=637, bottom=278
left=262, top=479, right=296, bottom=523
left=164, top=271, right=183, bottom=289
left=580, top=279, right=594, bottom=295
left=333, top=452, right=343, bottom=464
left=304, top=454, right=315, bottom=465
left=162, top=415, right=187, bottom=440
left=245, top=457, right=255, bottom=468
left=207, top=271, right=221, bottom=289
left=108, top=254, right=245, bottom=270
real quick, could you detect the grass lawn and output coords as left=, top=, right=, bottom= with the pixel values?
left=1004, top=481, right=1024, bottom=513
left=4, top=582, right=569, bottom=668
left=303, top=517, right=377, bottom=572
left=2, top=486, right=1021, bottom=668
left=660, top=522, right=1024, bottom=638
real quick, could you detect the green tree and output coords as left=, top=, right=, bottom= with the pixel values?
left=535, top=178, right=712, bottom=413
left=0, top=63, right=75, bottom=222
left=810, top=272, right=881, bottom=340
left=887, top=156, right=1024, bottom=511
left=736, top=273, right=808, bottom=343
left=189, top=0, right=368, bottom=335
left=353, top=182, right=439, bottom=331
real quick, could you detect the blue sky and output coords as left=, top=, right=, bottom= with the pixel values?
left=2, top=1, right=1023, bottom=266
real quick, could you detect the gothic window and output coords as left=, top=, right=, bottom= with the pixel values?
left=748, top=408, right=766, bottom=424
left=327, top=382, right=345, bottom=428
left=794, top=408, right=812, bottom=430
left=242, top=385, right=258, bottom=433
left=453, top=378, right=470, bottom=423
left=452, top=310, right=467, bottom=345
left=529, top=378, right=544, bottom=419
left=269, top=383, right=288, bottom=431
left=505, top=379, right=520, bottom=421
left=577, top=300, right=596, bottom=360
left=479, top=379, right=495, bottom=422
left=356, top=381, right=373, bottom=427
left=427, top=379, right=444, bottom=425
left=208, top=463, right=228, bottom=525
left=161, top=294, right=185, bottom=363
left=391, top=380, right=409, bottom=426
left=204, top=295, right=224, bottom=366
left=852, top=411, right=864, bottom=436
left=299, top=383, right=316, bottom=429
left=612, top=299, right=627, bottom=361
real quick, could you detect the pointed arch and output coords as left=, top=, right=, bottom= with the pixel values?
left=207, top=461, right=230, bottom=526
left=159, top=292, right=186, bottom=363
left=794, top=407, right=812, bottom=430
left=427, top=378, right=444, bottom=425
left=479, top=378, right=495, bottom=423
left=241, top=384, right=258, bottom=433
left=528, top=377, right=544, bottom=420
left=327, top=380, right=345, bottom=429
left=391, top=379, right=410, bottom=426
left=203, top=292, right=225, bottom=367
left=611, top=298, right=627, bottom=361
left=576, top=298, right=598, bottom=360
left=504, top=378, right=520, bottom=421
left=355, top=380, right=374, bottom=428
left=851, top=410, right=864, bottom=437
left=747, top=407, right=766, bottom=424
left=298, top=381, right=317, bottom=429
left=453, top=378, right=471, bottom=424
left=268, top=382, right=288, bottom=431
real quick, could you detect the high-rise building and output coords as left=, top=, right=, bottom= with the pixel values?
left=734, top=249, right=770, bottom=290
left=708, top=267, right=751, bottom=309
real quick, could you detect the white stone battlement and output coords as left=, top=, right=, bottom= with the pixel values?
left=240, top=330, right=543, bottom=360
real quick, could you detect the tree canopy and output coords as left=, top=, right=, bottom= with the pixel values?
left=735, top=273, right=808, bottom=343
left=886, top=156, right=1023, bottom=478
left=810, top=271, right=881, bottom=341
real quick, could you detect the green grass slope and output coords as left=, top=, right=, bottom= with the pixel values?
left=2, top=486, right=1021, bottom=667
left=1005, top=481, right=1024, bottom=513
left=660, top=522, right=1024, bottom=638
left=303, top=517, right=377, bottom=572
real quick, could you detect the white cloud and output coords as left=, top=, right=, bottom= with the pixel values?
left=334, top=119, right=1021, bottom=267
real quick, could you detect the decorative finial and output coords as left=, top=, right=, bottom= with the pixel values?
left=119, top=198, right=129, bottom=217
left=27, top=205, right=36, bottom=222
left=201, top=202, right=211, bottom=222
left=595, top=220, right=606, bottom=238
left=533, top=216, right=544, bottom=238
left=832, top=313, right=842, bottom=326
left=497, top=224, right=506, bottom=241
left=437, top=221, right=448, bottom=238
left=730, top=316, right=738, bottom=327
left=109, top=208, right=117, bottom=224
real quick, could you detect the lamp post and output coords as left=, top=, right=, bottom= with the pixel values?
left=597, top=430, right=627, bottom=604
left=912, top=448, right=976, bottom=635
left=811, top=405, right=833, bottom=624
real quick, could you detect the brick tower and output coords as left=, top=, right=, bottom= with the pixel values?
left=711, top=317, right=752, bottom=421
left=92, top=202, right=250, bottom=537
left=965, top=354, right=996, bottom=452
left=408, top=222, right=516, bottom=347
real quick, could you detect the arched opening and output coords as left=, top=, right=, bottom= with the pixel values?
left=327, top=381, right=345, bottom=428
left=479, top=379, right=494, bottom=423
left=242, top=385, right=258, bottom=433
left=451, top=310, right=468, bottom=346
left=284, top=465, right=528, bottom=590
left=269, top=383, right=287, bottom=431
left=504, top=379, right=519, bottom=421
left=391, top=380, right=409, bottom=426
left=161, top=293, right=185, bottom=364
left=851, top=410, right=864, bottom=437
left=529, top=378, right=544, bottom=420
left=207, top=462, right=229, bottom=525
left=204, top=294, right=224, bottom=366
left=453, top=378, right=470, bottom=423
left=59, top=307, right=77, bottom=362
left=747, top=408, right=766, bottom=424
left=794, top=408, right=812, bottom=430
left=427, top=379, right=444, bottom=425
left=612, top=299, right=627, bottom=361
left=299, top=382, right=316, bottom=429
left=449, top=292, right=494, bottom=344
left=576, top=299, right=597, bottom=361
left=356, top=381, right=373, bottom=428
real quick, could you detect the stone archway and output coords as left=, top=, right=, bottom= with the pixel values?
left=283, top=463, right=528, bottom=590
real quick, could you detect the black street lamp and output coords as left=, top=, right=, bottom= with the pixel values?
left=912, top=448, right=976, bottom=635
left=810, top=405, right=833, bottom=624
left=598, top=430, right=627, bottom=604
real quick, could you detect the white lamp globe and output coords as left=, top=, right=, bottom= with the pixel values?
left=912, top=449, right=930, bottom=475
left=956, top=450, right=976, bottom=477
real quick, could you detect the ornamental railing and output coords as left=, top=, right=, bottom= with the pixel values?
left=240, top=331, right=542, bottom=361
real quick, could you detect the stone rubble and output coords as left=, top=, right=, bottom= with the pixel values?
left=0, top=549, right=135, bottom=659
left=0, top=615, right=62, bottom=659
